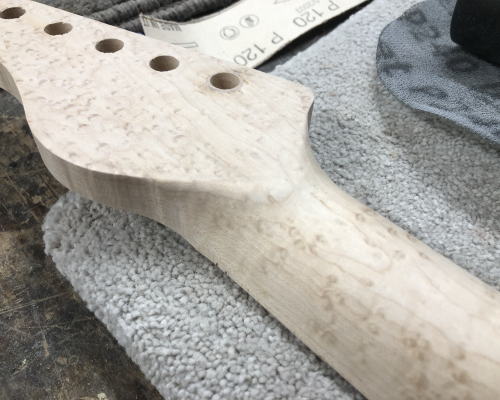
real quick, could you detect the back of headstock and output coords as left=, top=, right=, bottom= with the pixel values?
left=0, top=0, right=315, bottom=217
left=3, top=2, right=500, bottom=400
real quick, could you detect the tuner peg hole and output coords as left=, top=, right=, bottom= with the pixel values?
left=0, top=7, right=25, bottom=19
left=44, top=22, right=73, bottom=36
left=150, top=55, right=179, bottom=72
left=207, top=72, right=243, bottom=93
left=96, top=38, right=124, bottom=53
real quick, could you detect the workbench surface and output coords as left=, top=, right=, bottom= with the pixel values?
left=0, top=89, right=162, bottom=400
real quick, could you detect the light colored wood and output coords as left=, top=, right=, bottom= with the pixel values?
left=1, top=1, right=500, bottom=399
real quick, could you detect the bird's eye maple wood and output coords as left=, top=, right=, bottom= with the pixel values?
left=1, top=1, right=500, bottom=399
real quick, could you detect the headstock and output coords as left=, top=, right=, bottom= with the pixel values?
left=0, top=0, right=314, bottom=215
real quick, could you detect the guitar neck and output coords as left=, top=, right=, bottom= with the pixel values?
left=1, top=1, right=500, bottom=399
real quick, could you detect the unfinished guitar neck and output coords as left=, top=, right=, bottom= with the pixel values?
left=1, top=1, right=500, bottom=399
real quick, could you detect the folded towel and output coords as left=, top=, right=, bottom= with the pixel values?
left=34, top=0, right=237, bottom=32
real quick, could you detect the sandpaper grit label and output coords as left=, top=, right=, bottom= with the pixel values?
left=140, top=0, right=367, bottom=68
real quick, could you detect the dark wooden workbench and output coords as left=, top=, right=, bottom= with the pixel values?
left=0, top=89, right=162, bottom=400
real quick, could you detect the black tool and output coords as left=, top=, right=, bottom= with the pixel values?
left=450, top=0, right=500, bottom=65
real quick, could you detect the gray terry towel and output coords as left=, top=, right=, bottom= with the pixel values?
left=43, top=0, right=500, bottom=399
left=34, top=0, right=238, bottom=32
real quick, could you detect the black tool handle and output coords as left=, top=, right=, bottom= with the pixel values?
left=450, top=0, right=500, bottom=65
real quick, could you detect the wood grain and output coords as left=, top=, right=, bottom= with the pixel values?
left=1, top=1, right=500, bottom=399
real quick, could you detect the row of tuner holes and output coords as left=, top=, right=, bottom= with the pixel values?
left=0, top=6, right=242, bottom=90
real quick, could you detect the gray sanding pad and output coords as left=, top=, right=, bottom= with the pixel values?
left=376, top=0, right=500, bottom=143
